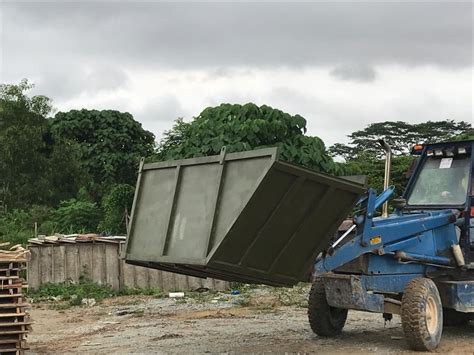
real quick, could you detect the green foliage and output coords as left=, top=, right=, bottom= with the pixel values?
left=50, top=109, right=156, bottom=190
left=0, top=80, right=82, bottom=209
left=155, top=103, right=342, bottom=174
left=0, top=209, right=34, bottom=245
left=30, top=278, right=115, bottom=301
left=452, top=129, right=474, bottom=141
left=345, top=153, right=415, bottom=194
left=50, top=199, right=101, bottom=233
left=28, top=276, right=163, bottom=307
left=99, top=184, right=135, bottom=234
left=0, top=78, right=52, bottom=116
left=119, top=287, right=163, bottom=298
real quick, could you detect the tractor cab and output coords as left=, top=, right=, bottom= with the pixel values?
left=404, top=140, right=474, bottom=257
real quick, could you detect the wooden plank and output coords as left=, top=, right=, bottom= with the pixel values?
left=147, top=269, right=162, bottom=291
left=52, top=246, right=66, bottom=284
left=0, top=338, right=23, bottom=344
left=175, top=274, right=188, bottom=291
left=202, top=278, right=216, bottom=290
left=0, top=322, right=31, bottom=327
left=122, top=262, right=136, bottom=289
left=26, top=247, right=39, bottom=290
left=214, top=279, right=229, bottom=291
left=0, top=304, right=29, bottom=308
left=91, top=244, right=106, bottom=285
left=78, top=244, right=93, bottom=280
left=105, top=244, right=120, bottom=290
left=134, top=266, right=149, bottom=289
left=39, top=247, right=53, bottom=285
left=65, top=245, right=80, bottom=283
left=0, top=313, right=26, bottom=318
left=187, top=276, right=204, bottom=290
left=160, top=271, right=175, bottom=292
left=0, top=330, right=28, bottom=335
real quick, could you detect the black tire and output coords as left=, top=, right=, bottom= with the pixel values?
left=308, top=277, right=348, bottom=337
left=443, top=308, right=470, bottom=327
left=401, top=278, right=443, bottom=351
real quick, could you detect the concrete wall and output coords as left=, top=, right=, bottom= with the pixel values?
left=27, top=243, right=229, bottom=291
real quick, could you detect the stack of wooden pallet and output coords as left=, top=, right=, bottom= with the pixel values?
left=0, top=246, right=31, bottom=354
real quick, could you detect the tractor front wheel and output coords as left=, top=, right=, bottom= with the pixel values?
left=308, top=278, right=348, bottom=337
left=401, top=278, right=443, bottom=351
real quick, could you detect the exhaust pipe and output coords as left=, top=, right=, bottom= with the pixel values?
left=378, top=140, right=392, bottom=218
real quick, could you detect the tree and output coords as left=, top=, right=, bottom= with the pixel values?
left=0, top=79, right=82, bottom=209
left=330, top=119, right=472, bottom=195
left=330, top=120, right=472, bottom=159
left=50, top=109, right=156, bottom=190
left=156, top=103, right=343, bottom=174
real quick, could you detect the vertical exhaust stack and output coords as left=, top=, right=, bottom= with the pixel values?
left=378, top=139, right=392, bottom=217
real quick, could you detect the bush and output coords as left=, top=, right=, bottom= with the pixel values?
left=0, top=209, right=33, bottom=245
left=28, top=277, right=163, bottom=307
left=99, top=184, right=134, bottom=234
left=50, top=199, right=101, bottom=233
left=29, top=276, right=117, bottom=306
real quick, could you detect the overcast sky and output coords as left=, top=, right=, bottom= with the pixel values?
left=1, top=1, right=472, bottom=146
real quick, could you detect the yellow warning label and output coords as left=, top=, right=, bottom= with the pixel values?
left=370, top=236, right=382, bottom=245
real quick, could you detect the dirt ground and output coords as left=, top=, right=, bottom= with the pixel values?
left=26, top=287, right=474, bottom=354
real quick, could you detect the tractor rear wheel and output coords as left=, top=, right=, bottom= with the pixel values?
left=308, top=277, right=348, bottom=337
left=401, top=278, right=443, bottom=351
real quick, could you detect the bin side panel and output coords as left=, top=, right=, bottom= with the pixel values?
left=127, top=167, right=176, bottom=261
left=164, top=163, right=221, bottom=259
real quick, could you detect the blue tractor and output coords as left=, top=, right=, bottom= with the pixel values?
left=310, top=139, right=474, bottom=351
left=124, top=138, right=473, bottom=351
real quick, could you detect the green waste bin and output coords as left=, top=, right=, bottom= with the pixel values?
left=124, top=147, right=366, bottom=286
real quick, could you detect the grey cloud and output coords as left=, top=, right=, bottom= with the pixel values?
left=30, top=64, right=129, bottom=100
left=2, top=1, right=472, bottom=77
left=138, top=95, right=184, bottom=123
left=135, top=95, right=186, bottom=140
left=330, top=64, right=377, bottom=83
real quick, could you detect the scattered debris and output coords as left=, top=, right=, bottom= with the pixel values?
left=115, top=309, right=133, bottom=316
left=151, top=333, right=183, bottom=341
left=169, top=292, right=185, bottom=298
left=390, top=336, right=403, bottom=340
left=81, top=298, right=97, bottom=307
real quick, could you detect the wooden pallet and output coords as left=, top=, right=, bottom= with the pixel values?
left=0, top=259, right=30, bottom=354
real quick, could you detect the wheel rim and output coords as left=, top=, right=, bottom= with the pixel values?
left=425, top=296, right=439, bottom=335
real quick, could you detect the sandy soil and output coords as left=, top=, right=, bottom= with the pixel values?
left=25, top=289, right=474, bottom=354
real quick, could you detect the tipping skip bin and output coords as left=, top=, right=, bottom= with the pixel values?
left=124, top=147, right=366, bottom=287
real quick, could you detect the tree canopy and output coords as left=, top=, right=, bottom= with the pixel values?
left=51, top=109, right=155, bottom=188
left=0, top=80, right=82, bottom=209
left=156, top=103, right=343, bottom=174
left=329, top=120, right=472, bottom=160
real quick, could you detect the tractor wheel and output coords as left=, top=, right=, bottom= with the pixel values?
left=443, top=308, right=470, bottom=327
left=308, top=277, right=348, bottom=337
left=401, top=278, right=443, bottom=351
